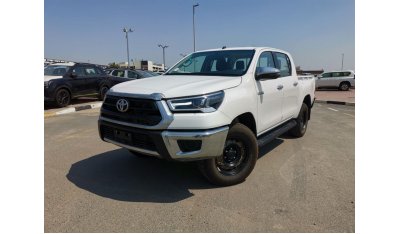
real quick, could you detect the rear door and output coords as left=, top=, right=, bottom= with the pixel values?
left=255, top=51, right=283, bottom=132
left=83, top=65, right=104, bottom=94
left=274, top=52, right=299, bottom=120
left=69, top=66, right=88, bottom=96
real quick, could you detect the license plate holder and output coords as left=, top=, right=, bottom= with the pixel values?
left=114, top=129, right=132, bottom=143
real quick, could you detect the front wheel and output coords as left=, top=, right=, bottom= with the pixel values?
left=198, top=123, right=258, bottom=186
left=55, top=88, right=71, bottom=107
left=98, top=85, right=109, bottom=100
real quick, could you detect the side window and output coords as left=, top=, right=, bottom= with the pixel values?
left=257, top=51, right=275, bottom=69
left=111, top=70, right=119, bottom=76
left=127, top=71, right=138, bottom=79
left=112, top=70, right=124, bottom=77
left=321, top=73, right=332, bottom=78
left=332, top=72, right=342, bottom=77
left=71, top=66, right=85, bottom=77
left=84, top=67, right=97, bottom=76
left=274, top=52, right=291, bottom=77
left=343, top=72, right=351, bottom=77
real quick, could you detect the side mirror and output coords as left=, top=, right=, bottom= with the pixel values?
left=255, top=67, right=280, bottom=80
left=70, top=72, right=77, bottom=78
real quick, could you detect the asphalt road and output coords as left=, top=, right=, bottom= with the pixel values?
left=44, top=103, right=355, bottom=232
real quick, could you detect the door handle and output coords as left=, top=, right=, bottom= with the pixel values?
left=277, top=85, right=284, bottom=90
left=293, top=82, right=298, bottom=86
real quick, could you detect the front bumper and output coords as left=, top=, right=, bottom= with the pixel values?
left=98, top=119, right=229, bottom=161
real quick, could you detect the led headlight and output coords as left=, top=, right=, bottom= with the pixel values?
left=167, top=91, right=224, bottom=113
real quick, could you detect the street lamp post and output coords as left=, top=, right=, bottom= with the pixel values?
left=193, top=3, right=199, bottom=52
left=158, top=44, right=169, bottom=69
left=341, top=53, right=344, bottom=70
left=123, top=27, right=134, bottom=69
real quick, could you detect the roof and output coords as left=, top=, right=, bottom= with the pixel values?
left=47, top=62, right=75, bottom=66
left=196, top=47, right=288, bottom=54
left=322, top=70, right=355, bottom=73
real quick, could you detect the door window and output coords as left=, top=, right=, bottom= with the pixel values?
left=321, top=73, right=332, bottom=78
left=127, top=71, right=139, bottom=79
left=274, top=52, right=291, bottom=77
left=71, top=66, right=86, bottom=77
left=84, top=67, right=97, bottom=76
left=112, top=70, right=125, bottom=77
left=257, top=51, right=275, bottom=69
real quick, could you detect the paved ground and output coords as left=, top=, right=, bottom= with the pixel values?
left=315, top=88, right=355, bottom=103
left=44, top=103, right=354, bottom=232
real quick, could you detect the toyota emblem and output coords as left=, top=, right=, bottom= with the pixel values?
left=116, top=99, right=129, bottom=112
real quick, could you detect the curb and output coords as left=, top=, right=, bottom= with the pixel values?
left=44, top=102, right=102, bottom=118
left=315, top=100, right=355, bottom=106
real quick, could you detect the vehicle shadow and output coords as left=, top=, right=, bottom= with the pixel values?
left=67, top=139, right=284, bottom=203
left=66, top=149, right=216, bottom=203
left=258, top=138, right=284, bottom=159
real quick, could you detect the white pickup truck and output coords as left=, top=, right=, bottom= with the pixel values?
left=98, top=47, right=315, bottom=186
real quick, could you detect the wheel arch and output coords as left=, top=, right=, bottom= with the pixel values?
left=231, top=112, right=257, bottom=136
left=303, top=95, right=312, bottom=120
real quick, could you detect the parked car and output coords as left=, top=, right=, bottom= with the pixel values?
left=44, top=62, right=111, bottom=107
left=98, top=47, right=315, bottom=186
left=107, top=69, right=158, bottom=86
left=315, top=70, right=355, bottom=91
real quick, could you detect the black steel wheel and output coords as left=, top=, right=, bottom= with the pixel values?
left=198, top=123, right=258, bottom=186
left=55, top=88, right=71, bottom=107
left=290, top=103, right=309, bottom=137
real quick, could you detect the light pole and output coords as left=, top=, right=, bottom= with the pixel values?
left=158, top=44, right=169, bottom=69
left=123, top=27, right=134, bottom=69
left=341, top=53, right=344, bottom=70
left=193, top=3, right=199, bottom=52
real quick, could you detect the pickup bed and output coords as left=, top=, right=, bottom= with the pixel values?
left=98, top=47, right=315, bottom=186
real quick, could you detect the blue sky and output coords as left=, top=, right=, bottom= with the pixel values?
left=44, top=0, right=354, bottom=71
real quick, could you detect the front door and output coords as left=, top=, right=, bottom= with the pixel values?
left=255, top=51, right=283, bottom=133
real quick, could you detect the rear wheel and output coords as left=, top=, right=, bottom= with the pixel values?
left=55, top=88, right=71, bottom=107
left=198, top=123, right=258, bottom=186
left=290, top=103, right=309, bottom=137
left=339, top=82, right=350, bottom=91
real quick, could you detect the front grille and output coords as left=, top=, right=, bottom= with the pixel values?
left=101, top=95, right=162, bottom=126
left=100, top=125, right=157, bottom=151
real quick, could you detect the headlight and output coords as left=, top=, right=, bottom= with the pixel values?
left=167, top=91, right=224, bottom=113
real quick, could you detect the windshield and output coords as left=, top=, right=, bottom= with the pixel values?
left=166, top=50, right=255, bottom=76
left=44, top=65, right=71, bottom=76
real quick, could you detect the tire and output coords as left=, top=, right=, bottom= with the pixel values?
left=339, top=82, right=350, bottom=91
left=290, top=103, right=309, bottom=137
left=197, top=123, right=258, bottom=186
left=55, top=88, right=71, bottom=107
left=99, top=85, right=109, bottom=100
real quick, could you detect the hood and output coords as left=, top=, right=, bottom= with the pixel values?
left=109, top=75, right=242, bottom=98
left=44, top=75, right=63, bottom=82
